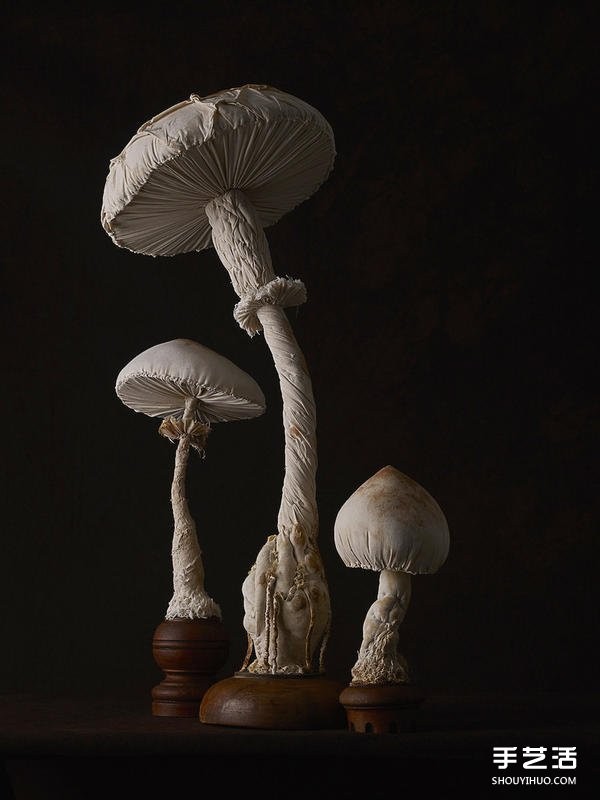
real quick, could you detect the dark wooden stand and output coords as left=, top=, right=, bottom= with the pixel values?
left=339, top=683, right=425, bottom=733
left=199, top=672, right=346, bottom=730
left=151, top=617, right=229, bottom=717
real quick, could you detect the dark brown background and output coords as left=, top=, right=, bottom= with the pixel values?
left=1, top=2, right=596, bottom=700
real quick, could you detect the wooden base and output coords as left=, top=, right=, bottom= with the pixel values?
left=339, top=683, right=425, bottom=733
left=199, top=672, right=346, bottom=730
left=151, top=617, right=229, bottom=717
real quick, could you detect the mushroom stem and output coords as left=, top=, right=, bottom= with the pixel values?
left=206, top=190, right=276, bottom=298
left=206, top=189, right=318, bottom=540
left=206, top=189, right=330, bottom=673
left=350, top=570, right=412, bottom=686
left=256, top=304, right=318, bottom=538
left=165, top=397, right=221, bottom=620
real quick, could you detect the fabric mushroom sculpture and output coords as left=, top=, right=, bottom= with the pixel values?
left=334, top=466, right=449, bottom=688
left=116, top=338, right=266, bottom=623
left=102, top=84, right=336, bottom=676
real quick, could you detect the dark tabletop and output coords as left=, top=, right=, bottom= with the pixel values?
left=1, top=692, right=598, bottom=799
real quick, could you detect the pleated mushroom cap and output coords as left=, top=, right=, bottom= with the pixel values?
left=101, top=84, right=336, bottom=256
left=115, top=338, right=266, bottom=424
left=334, top=466, right=450, bottom=575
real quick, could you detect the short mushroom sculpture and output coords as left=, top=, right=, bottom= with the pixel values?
left=116, top=338, right=265, bottom=716
left=334, top=465, right=450, bottom=733
left=101, top=86, right=339, bottom=722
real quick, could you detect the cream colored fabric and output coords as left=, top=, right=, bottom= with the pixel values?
left=206, top=189, right=330, bottom=674
left=104, top=83, right=335, bottom=671
left=205, top=191, right=318, bottom=538
left=334, top=465, right=450, bottom=576
left=206, top=190, right=308, bottom=335
left=166, top=412, right=221, bottom=621
left=234, top=277, right=306, bottom=336
left=257, top=305, right=318, bottom=539
left=350, top=570, right=411, bottom=685
left=101, top=84, right=335, bottom=256
left=116, top=338, right=265, bottom=423
left=335, top=466, right=449, bottom=685
left=241, top=527, right=330, bottom=674
left=238, top=299, right=331, bottom=674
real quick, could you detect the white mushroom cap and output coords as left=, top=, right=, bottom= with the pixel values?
left=115, top=338, right=266, bottom=423
left=334, top=465, right=449, bottom=575
left=101, top=84, right=336, bottom=256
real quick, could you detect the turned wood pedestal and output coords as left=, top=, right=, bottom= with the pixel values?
left=199, top=672, right=346, bottom=730
left=339, top=683, right=425, bottom=733
left=151, top=617, right=229, bottom=717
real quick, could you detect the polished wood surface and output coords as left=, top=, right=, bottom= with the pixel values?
left=151, top=617, right=229, bottom=717
left=199, top=672, right=346, bottom=729
left=339, top=683, right=425, bottom=734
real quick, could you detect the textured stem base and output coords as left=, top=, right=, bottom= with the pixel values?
left=199, top=672, right=346, bottom=730
left=339, top=684, right=425, bottom=734
left=151, top=618, right=229, bottom=717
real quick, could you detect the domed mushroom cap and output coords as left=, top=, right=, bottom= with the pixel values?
left=334, top=466, right=449, bottom=575
left=101, top=84, right=336, bottom=256
left=116, top=338, right=266, bottom=424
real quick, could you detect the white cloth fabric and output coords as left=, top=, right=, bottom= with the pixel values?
left=203, top=192, right=330, bottom=673
left=101, top=84, right=336, bottom=256
left=234, top=276, right=307, bottom=335
left=334, top=466, right=450, bottom=575
left=116, top=338, right=266, bottom=423
left=257, top=304, right=318, bottom=539
left=166, top=430, right=221, bottom=621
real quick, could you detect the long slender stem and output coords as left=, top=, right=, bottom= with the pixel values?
left=256, top=304, right=318, bottom=539
left=165, top=398, right=221, bottom=620
left=207, top=189, right=330, bottom=673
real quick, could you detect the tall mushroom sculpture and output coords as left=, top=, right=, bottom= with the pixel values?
left=116, top=338, right=266, bottom=716
left=334, top=465, right=450, bottom=733
left=102, top=85, right=342, bottom=727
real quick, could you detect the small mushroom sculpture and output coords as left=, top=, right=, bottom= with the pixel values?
left=334, top=465, right=449, bottom=733
left=101, top=85, right=336, bottom=681
left=116, top=338, right=265, bottom=715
